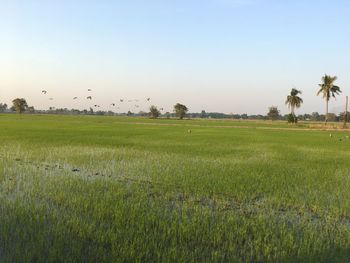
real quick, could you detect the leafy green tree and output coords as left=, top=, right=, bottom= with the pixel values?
left=339, top=111, right=350, bottom=122
left=287, top=113, right=297, bottom=123
left=200, top=110, right=207, bottom=118
left=0, top=103, right=7, bottom=112
left=317, top=74, right=341, bottom=124
left=149, top=105, right=160, bottom=119
left=285, top=88, right=303, bottom=123
left=174, top=103, right=188, bottom=120
left=267, top=106, right=279, bottom=120
left=12, top=98, right=28, bottom=114
left=27, top=106, right=35, bottom=114
left=311, top=112, right=320, bottom=121
left=326, top=113, right=337, bottom=122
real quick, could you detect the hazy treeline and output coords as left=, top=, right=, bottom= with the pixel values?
left=1, top=102, right=349, bottom=122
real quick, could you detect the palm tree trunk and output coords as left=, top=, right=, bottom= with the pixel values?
left=325, top=100, right=329, bottom=125
left=291, top=106, right=296, bottom=124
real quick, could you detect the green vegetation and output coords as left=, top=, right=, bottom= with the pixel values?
left=174, top=103, right=188, bottom=119
left=1, top=114, right=350, bottom=262
left=285, top=89, right=303, bottom=124
left=317, top=75, right=342, bottom=124
left=12, top=98, right=28, bottom=114
left=149, top=105, right=161, bottom=119
left=267, top=106, right=280, bottom=120
left=0, top=103, right=7, bottom=113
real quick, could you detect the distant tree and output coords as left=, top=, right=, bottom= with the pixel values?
left=311, top=112, right=320, bottom=121
left=12, top=98, right=28, bottom=114
left=127, top=111, right=133, bottom=116
left=200, top=110, right=207, bottom=118
left=138, top=111, right=148, bottom=117
left=267, top=106, right=279, bottom=120
left=317, top=74, right=341, bottom=124
left=174, top=103, right=188, bottom=120
left=256, top=115, right=266, bottom=120
left=241, top=113, right=248, bottom=119
left=326, top=113, right=337, bottom=122
left=149, top=105, right=160, bottom=119
left=27, top=106, right=35, bottom=113
left=339, top=111, right=350, bottom=122
left=0, top=103, right=8, bottom=112
left=165, top=112, right=171, bottom=119
left=287, top=114, right=297, bottom=123
left=95, top=111, right=105, bottom=116
left=319, top=114, right=326, bottom=122
left=285, top=88, right=303, bottom=123
left=303, top=114, right=312, bottom=121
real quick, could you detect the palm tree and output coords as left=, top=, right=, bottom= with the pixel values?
left=317, top=74, right=341, bottom=124
left=285, top=88, right=303, bottom=123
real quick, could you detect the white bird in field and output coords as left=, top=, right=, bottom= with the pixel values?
left=329, top=133, right=332, bottom=137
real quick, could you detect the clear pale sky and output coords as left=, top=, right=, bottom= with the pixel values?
left=1, top=0, right=349, bottom=114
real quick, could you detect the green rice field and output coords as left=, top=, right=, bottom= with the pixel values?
left=1, top=114, right=350, bottom=262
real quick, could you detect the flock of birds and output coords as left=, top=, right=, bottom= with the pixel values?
left=41, top=89, right=162, bottom=111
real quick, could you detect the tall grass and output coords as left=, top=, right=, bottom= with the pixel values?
left=0, top=114, right=350, bottom=262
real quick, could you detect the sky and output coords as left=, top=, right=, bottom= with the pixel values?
left=0, top=0, right=349, bottom=114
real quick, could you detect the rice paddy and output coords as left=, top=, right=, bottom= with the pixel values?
left=1, top=114, right=350, bottom=262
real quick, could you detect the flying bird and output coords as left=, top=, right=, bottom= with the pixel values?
left=87, top=96, right=92, bottom=100
left=120, top=99, right=124, bottom=102
left=111, top=103, right=115, bottom=106
left=49, top=98, right=54, bottom=100
left=128, top=100, right=132, bottom=102
left=42, top=90, right=47, bottom=94
left=88, top=89, right=92, bottom=91
left=73, top=97, right=78, bottom=100
left=146, top=98, right=150, bottom=102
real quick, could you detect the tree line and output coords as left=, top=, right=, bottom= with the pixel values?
left=1, top=74, right=346, bottom=123
left=268, top=74, right=343, bottom=124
